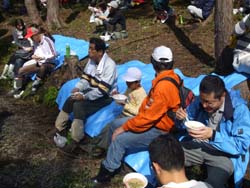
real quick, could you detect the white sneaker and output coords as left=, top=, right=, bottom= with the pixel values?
left=0, top=75, right=7, bottom=79
left=100, top=34, right=111, bottom=42
left=14, top=90, right=24, bottom=99
left=233, top=9, right=239, bottom=15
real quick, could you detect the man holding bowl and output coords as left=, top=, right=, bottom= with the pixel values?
left=176, top=75, right=250, bottom=188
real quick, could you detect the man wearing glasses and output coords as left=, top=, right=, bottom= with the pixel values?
left=176, top=75, right=250, bottom=188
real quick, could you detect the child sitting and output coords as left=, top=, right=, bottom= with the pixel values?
left=83, top=67, right=147, bottom=157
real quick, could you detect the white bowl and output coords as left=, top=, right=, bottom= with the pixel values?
left=112, top=94, right=127, bottom=103
left=123, top=172, right=148, bottom=188
left=185, top=120, right=205, bottom=130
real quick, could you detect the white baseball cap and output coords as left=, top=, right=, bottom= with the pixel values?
left=107, top=1, right=118, bottom=9
left=151, top=46, right=173, bottom=64
left=122, top=67, right=142, bottom=82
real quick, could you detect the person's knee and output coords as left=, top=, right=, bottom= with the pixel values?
left=73, top=102, right=86, bottom=120
left=71, top=119, right=84, bottom=142
left=206, top=166, right=232, bottom=188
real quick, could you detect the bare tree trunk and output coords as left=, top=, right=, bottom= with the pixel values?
left=46, top=0, right=64, bottom=30
left=24, top=0, right=43, bottom=25
left=214, top=0, right=233, bottom=60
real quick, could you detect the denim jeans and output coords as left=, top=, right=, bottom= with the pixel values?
left=95, top=116, right=132, bottom=149
left=102, top=122, right=167, bottom=172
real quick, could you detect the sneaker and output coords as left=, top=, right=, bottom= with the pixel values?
left=60, top=140, right=78, bottom=154
left=0, top=75, right=7, bottom=80
left=7, top=88, right=21, bottom=97
left=100, top=34, right=111, bottom=42
left=31, top=80, right=41, bottom=92
left=13, top=90, right=24, bottom=99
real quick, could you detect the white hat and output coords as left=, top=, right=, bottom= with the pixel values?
left=107, top=1, right=118, bottom=9
left=122, top=67, right=142, bottom=82
left=151, top=46, right=173, bottom=64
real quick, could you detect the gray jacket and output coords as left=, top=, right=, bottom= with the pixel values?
left=75, top=53, right=117, bottom=100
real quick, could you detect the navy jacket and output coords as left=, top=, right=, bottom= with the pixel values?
left=193, top=0, right=215, bottom=19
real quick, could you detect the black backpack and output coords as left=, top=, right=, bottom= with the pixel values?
left=158, top=75, right=195, bottom=120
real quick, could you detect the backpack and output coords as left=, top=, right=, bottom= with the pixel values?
left=158, top=75, right=195, bottom=120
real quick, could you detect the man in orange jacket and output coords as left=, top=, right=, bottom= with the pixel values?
left=91, top=46, right=181, bottom=184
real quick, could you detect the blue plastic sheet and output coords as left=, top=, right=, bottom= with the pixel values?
left=56, top=60, right=249, bottom=186
left=52, top=35, right=89, bottom=70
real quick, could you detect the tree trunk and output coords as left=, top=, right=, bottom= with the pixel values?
left=46, top=0, right=63, bottom=30
left=24, top=0, right=43, bottom=25
left=214, top=0, right=233, bottom=60
left=51, top=55, right=81, bottom=88
left=232, top=80, right=250, bottom=106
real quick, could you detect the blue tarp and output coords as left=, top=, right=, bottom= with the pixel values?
left=52, top=34, right=89, bottom=69
left=56, top=60, right=249, bottom=185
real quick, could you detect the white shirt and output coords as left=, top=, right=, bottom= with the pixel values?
left=161, top=180, right=212, bottom=188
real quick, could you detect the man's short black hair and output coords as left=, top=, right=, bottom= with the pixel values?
left=151, top=56, right=174, bottom=72
left=149, top=134, right=184, bottom=171
left=199, top=75, right=226, bottom=99
left=89, top=37, right=106, bottom=53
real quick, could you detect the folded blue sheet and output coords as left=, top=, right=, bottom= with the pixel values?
left=56, top=60, right=249, bottom=186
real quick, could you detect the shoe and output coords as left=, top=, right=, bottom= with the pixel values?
left=6, top=88, right=20, bottom=96
left=31, top=79, right=41, bottom=92
left=0, top=75, right=7, bottom=79
left=59, top=140, right=78, bottom=154
left=91, top=146, right=106, bottom=158
left=54, top=133, right=67, bottom=148
left=46, top=128, right=60, bottom=140
left=100, top=34, right=111, bottom=42
left=13, top=90, right=24, bottom=99
left=91, top=164, right=115, bottom=184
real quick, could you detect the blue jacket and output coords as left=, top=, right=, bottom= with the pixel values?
left=186, top=90, right=250, bottom=187
left=193, top=0, right=215, bottom=19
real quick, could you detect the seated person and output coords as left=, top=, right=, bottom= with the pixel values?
left=148, top=134, right=212, bottom=188
left=176, top=75, right=250, bottom=188
left=91, top=46, right=181, bottom=185
left=50, top=38, right=118, bottom=153
left=89, top=67, right=147, bottom=156
left=98, top=1, right=128, bottom=40
left=11, top=26, right=56, bottom=98
left=232, top=13, right=250, bottom=74
left=187, top=0, right=215, bottom=21
left=0, top=18, right=33, bottom=80
left=89, top=1, right=110, bottom=34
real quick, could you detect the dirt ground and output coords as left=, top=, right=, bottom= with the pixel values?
left=0, top=1, right=249, bottom=188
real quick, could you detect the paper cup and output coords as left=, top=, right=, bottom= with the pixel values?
left=123, top=172, right=148, bottom=188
